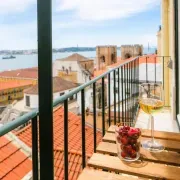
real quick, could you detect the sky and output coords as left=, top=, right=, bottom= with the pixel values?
left=0, top=0, right=161, bottom=50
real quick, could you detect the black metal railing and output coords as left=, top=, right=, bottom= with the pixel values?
left=0, top=57, right=140, bottom=180
left=0, top=54, right=171, bottom=180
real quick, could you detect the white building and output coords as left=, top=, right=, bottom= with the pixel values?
left=24, top=77, right=78, bottom=109
left=53, top=53, right=94, bottom=84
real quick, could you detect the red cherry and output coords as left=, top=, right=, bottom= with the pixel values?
left=121, top=136, right=128, bottom=145
left=129, top=138, right=137, bottom=144
left=121, top=151, right=127, bottom=158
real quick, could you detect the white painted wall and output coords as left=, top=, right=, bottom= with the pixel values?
left=24, top=88, right=76, bottom=109
left=77, top=88, right=93, bottom=113
left=107, top=63, right=162, bottom=106
left=53, top=60, right=90, bottom=84
left=24, top=94, right=39, bottom=109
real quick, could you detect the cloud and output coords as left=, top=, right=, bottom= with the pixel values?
left=56, top=0, right=160, bottom=21
left=0, top=0, right=35, bottom=14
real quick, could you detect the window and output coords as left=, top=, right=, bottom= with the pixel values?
left=62, top=66, right=65, bottom=71
left=60, top=92, right=65, bottom=96
left=101, top=55, right=105, bottom=62
left=26, top=96, right=30, bottom=107
left=111, top=53, right=115, bottom=63
left=65, top=69, right=69, bottom=75
left=69, top=66, right=72, bottom=72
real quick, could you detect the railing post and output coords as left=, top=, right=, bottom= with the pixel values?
left=81, top=89, right=86, bottom=168
left=125, top=65, right=127, bottom=123
left=113, top=71, right=116, bottom=125
left=146, top=57, right=148, bottom=83
left=102, top=77, right=105, bottom=136
left=93, top=83, right=97, bottom=153
left=175, top=0, right=179, bottom=115
left=64, top=100, right=68, bottom=180
left=121, top=67, right=124, bottom=124
left=118, top=68, right=120, bottom=123
left=37, top=0, right=54, bottom=179
left=31, top=116, right=39, bottom=180
left=108, top=74, right=111, bottom=126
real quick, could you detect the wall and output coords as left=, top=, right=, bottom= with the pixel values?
left=0, top=77, right=37, bottom=85
left=121, top=45, right=143, bottom=60
left=0, top=85, right=32, bottom=105
left=157, top=29, right=162, bottom=58
left=77, top=88, right=93, bottom=114
left=24, top=88, right=77, bottom=109
left=161, top=0, right=170, bottom=106
left=58, top=71, right=78, bottom=83
left=178, top=0, right=180, bottom=117
left=96, top=46, right=117, bottom=70
left=79, top=60, right=94, bottom=75
left=53, top=60, right=90, bottom=84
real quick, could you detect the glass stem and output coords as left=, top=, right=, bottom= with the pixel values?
left=150, top=114, right=154, bottom=143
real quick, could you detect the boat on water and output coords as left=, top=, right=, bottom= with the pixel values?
left=2, top=55, right=16, bottom=59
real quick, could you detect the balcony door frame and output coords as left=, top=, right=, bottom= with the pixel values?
left=174, top=0, right=180, bottom=128
left=37, top=0, right=54, bottom=179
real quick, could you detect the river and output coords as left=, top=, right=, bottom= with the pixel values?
left=0, top=48, right=155, bottom=71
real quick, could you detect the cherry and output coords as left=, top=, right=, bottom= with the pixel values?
left=121, top=151, right=127, bottom=158
left=121, top=137, right=128, bottom=145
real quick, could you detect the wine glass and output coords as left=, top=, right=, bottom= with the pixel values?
left=139, top=83, right=164, bottom=152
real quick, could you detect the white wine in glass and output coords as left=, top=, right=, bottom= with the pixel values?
left=139, top=83, right=164, bottom=152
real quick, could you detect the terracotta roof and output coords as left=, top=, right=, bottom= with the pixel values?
left=15, top=107, right=102, bottom=179
left=0, top=81, right=33, bottom=91
left=0, top=136, right=32, bottom=180
left=24, top=77, right=78, bottom=94
left=93, top=54, right=158, bottom=78
left=54, top=149, right=91, bottom=180
left=57, top=53, right=93, bottom=62
left=0, top=67, right=38, bottom=79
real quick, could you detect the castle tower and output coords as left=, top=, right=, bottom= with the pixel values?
left=121, top=45, right=143, bottom=60
left=96, top=46, right=117, bottom=70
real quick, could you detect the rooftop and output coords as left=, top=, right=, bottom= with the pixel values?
left=56, top=53, right=93, bottom=62
left=93, top=54, right=158, bottom=78
left=0, top=67, right=38, bottom=79
left=13, top=106, right=102, bottom=179
left=0, top=81, right=33, bottom=91
left=24, top=77, right=79, bottom=94
left=0, top=135, right=32, bottom=179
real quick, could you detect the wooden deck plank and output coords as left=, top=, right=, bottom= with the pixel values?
left=108, top=125, right=180, bottom=141
left=78, top=168, right=146, bottom=180
left=103, top=133, right=180, bottom=152
left=88, top=153, right=180, bottom=180
left=97, top=142, right=180, bottom=166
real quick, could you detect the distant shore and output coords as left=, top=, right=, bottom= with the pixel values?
left=0, top=47, right=121, bottom=55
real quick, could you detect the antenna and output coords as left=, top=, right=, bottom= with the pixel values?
left=148, top=42, right=150, bottom=53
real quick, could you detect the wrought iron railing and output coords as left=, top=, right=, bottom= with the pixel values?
left=0, top=56, right=140, bottom=179
left=0, top=55, right=171, bottom=180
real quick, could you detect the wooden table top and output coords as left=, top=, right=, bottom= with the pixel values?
left=78, top=125, right=180, bottom=180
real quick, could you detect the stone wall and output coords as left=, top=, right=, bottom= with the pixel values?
left=96, top=46, right=117, bottom=70
left=121, top=45, right=143, bottom=60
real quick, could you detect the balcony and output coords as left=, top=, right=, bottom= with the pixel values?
left=0, top=54, right=180, bottom=180
left=0, top=1, right=180, bottom=180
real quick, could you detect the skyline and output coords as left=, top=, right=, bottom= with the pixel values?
left=0, top=0, right=161, bottom=50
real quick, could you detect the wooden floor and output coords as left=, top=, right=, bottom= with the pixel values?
left=78, top=125, right=180, bottom=180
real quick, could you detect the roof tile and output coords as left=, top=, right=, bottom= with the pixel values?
left=15, top=106, right=102, bottom=179
left=0, top=136, right=32, bottom=180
